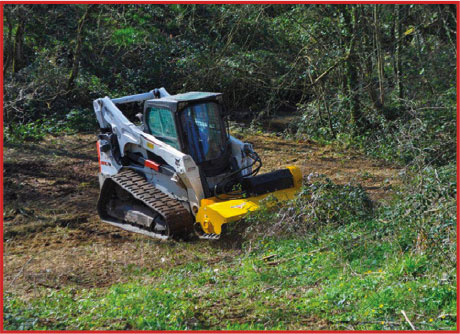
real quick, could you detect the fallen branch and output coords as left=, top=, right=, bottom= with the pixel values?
left=8, top=252, right=41, bottom=289
left=308, top=54, right=349, bottom=88
left=401, top=310, right=416, bottom=330
left=266, top=255, right=299, bottom=266
left=262, top=254, right=277, bottom=261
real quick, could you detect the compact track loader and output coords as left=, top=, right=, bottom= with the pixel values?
left=94, top=88, right=302, bottom=239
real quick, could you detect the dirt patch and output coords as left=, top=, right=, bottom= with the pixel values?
left=3, top=133, right=401, bottom=298
left=243, top=134, right=401, bottom=201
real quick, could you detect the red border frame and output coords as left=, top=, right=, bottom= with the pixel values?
left=0, top=1, right=458, bottom=333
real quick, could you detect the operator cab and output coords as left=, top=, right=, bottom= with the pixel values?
left=143, top=92, right=231, bottom=179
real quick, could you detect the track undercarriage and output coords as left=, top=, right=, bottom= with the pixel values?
left=97, top=169, right=194, bottom=239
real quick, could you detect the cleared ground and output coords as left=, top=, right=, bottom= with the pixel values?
left=3, top=132, right=402, bottom=304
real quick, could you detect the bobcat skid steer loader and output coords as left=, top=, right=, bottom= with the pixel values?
left=94, top=88, right=302, bottom=239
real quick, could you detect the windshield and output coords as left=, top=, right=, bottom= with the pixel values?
left=146, top=107, right=180, bottom=150
left=181, top=102, right=227, bottom=163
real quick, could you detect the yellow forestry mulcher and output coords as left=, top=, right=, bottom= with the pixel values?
left=94, top=88, right=302, bottom=239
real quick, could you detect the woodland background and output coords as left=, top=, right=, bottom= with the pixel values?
left=3, top=4, right=457, bottom=330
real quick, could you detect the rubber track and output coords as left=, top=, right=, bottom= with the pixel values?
left=109, top=169, right=193, bottom=238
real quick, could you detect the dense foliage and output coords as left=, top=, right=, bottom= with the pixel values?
left=4, top=4, right=456, bottom=167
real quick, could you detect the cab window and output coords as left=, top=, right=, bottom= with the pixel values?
left=181, top=102, right=226, bottom=163
left=146, top=107, right=179, bottom=149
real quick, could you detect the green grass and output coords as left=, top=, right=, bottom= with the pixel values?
left=4, top=166, right=456, bottom=330
left=4, top=217, right=456, bottom=330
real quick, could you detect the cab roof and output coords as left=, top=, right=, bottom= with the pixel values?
left=165, top=92, right=222, bottom=102
left=144, top=91, right=222, bottom=112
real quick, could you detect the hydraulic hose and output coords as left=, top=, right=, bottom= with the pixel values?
left=213, top=151, right=262, bottom=200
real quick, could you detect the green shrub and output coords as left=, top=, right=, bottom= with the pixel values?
left=4, top=119, right=69, bottom=143
left=382, top=163, right=456, bottom=266
left=244, top=175, right=373, bottom=239
left=66, top=108, right=98, bottom=132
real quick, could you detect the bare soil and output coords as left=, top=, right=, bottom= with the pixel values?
left=3, top=133, right=402, bottom=299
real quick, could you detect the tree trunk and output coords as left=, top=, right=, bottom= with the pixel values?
left=320, top=85, right=336, bottom=138
left=342, top=5, right=363, bottom=132
left=12, top=20, right=25, bottom=74
left=3, top=17, right=14, bottom=77
left=67, top=5, right=93, bottom=91
left=374, top=5, right=385, bottom=107
left=395, top=5, right=404, bottom=102
left=361, top=5, right=382, bottom=113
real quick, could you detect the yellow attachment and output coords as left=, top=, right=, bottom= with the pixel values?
left=195, top=166, right=302, bottom=235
